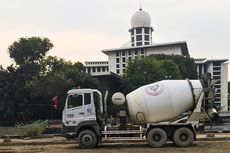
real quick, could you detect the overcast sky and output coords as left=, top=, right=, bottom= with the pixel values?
left=0, top=0, right=229, bottom=79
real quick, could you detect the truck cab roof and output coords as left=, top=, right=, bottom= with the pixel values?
left=67, top=89, right=100, bottom=95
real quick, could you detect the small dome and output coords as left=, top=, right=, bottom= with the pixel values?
left=121, top=41, right=131, bottom=48
left=131, top=9, right=151, bottom=28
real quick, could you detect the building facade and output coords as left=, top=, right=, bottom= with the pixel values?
left=102, top=41, right=189, bottom=75
left=195, top=58, right=228, bottom=111
left=85, top=8, right=189, bottom=76
left=85, top=61, right=109, bottom=76
left=84, top=8, right=229, bottom=112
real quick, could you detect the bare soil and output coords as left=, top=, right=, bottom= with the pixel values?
left=0, top=140, right=230, bottom=153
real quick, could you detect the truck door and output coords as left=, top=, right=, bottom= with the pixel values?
left=65, top=94, right=84, bottom=126
left=83, top=93, right=96, bottom=120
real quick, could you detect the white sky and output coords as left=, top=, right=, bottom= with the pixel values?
left=0, top=0, right=230, bottom=79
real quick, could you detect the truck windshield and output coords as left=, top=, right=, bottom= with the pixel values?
left=67, top=94, right=83, bottom=108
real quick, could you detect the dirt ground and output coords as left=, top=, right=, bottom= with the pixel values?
left=0, top=140, right=230, bottom=153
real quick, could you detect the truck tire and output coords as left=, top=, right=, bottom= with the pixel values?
left=78, top=130, right=97, bottom=149
left=147, top=128, right=167, bottom=148
left=173, top=127, right=194, bottom=147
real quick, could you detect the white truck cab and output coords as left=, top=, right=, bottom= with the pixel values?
left=62, top=89, right=103, bottom=144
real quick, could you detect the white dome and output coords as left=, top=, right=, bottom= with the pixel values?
left=131, top=9, right=151, bottom=28
left=121, top=41, right=131, bottom=48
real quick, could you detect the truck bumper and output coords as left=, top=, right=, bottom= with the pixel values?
left=62, top=125, right=77, bottom=139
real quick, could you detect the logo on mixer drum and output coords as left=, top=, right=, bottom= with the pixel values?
left=145, top=82, right=164, bottom=96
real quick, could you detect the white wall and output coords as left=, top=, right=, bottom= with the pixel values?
left=108, top=52, right=117, bottom=74
left=145, top=45, right=182, bottom=56
left=221, top=62, right=229, bottom=111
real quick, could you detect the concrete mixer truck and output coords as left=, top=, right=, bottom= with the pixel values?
left=62, top=75, right=216, bottom=148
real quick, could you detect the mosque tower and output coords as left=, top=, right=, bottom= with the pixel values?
left=129, top=8, right=153, bottom=47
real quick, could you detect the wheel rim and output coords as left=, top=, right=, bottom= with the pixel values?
left=82, top=134, right=93, bottom=145
left=180, top=133, right=188, bottom=141
left=153, top=134, right=162, bottom=142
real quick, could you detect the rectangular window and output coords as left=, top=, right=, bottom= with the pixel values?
left=122, top=57, right=126, bottom=62
left=136, top=35, right=142, bottom=41
left=97, top=67, right=101, bottom=72
left=135, top=50, right=138, bottom=55
left=213, top=61, right=221, bottom=66
left=67, top=95, right=83, bottom=108
left=122, top=64, right=126, bottom=68
left=102, top=67, right=105, bottom=72
left=213, top=67, right=221, bottom=71
left=128, top=57, right=132, bottom=62
left=198, top=65, right=202, bottom=78
left=136, top=42, right=142, bottom=46
left=116, top=64, right=120, bottom=68
left=128, top=50, right=132, bottom=55
left=144, top=28, right=149, bottom=34
left=117, top=69, right=120, bottom=74
left=141, top=48, right=144, bottom=54
left=131, top=29, right=134, bottom=35
left=87, top=67, right=91, bottom=73
left=116, top=58, right=119, bottom=63
left=215, top=85, right=221, bottom=89
left=145, top=35, right=149, bottom=41
left=213, top=76, right=221, bottom=80
left=131, top=37, right=134, bottom=43
left=216, top=94, right=221, bottom=98
left=84, top=93, right=91, bottom=105
left=116, top=52, right=119, bottom=57
left=145, top=42, right=150, bottom=45
left=92, top=67, right=96, bottom=72
left=122, top=50, right=126, bottom=56
left=136, top=28, right=142, bottom=34
left=213, top=72, right=221, bottom=75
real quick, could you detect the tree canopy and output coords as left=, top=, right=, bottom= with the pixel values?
left=121, top=54, right=197, bottom=93
left=8, top=37, right=53, bottom=66
left=0, top=37, right=99, bottom=122
left=148, top=54, right=197, bottom=79
left=121, top=57, right=182, bottom=93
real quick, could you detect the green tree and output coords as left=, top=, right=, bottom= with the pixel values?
left=8, top=37, right=54, bottom=81
left=0, top=66, right=11, bottom=119
left=160, top=59, right=181, bottom=79
left=121, top=57, right=182, bottom=93
left=0, top=37, right=54, bottom=121
left=8, top=37, right=53, bottom=66
left=148, top=54, right=198, bottom=79
left=0, top=36, right=99, bottom=121
left=25, top=56, right=99, bottom=119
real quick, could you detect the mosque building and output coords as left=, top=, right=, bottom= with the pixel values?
left=84, top=8, right=229, bottom=112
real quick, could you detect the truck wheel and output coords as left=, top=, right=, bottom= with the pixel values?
left=173, top=127, right=194, bottom=147
left=147, top=128, right=167, bottom=148
left=78, top=130, right=97, bottom=149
